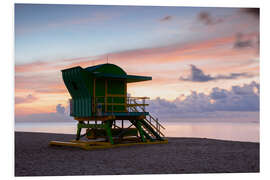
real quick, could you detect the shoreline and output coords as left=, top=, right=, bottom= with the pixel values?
left=15, top=132, right=259, bottom=176
left=14, top=121, right=260, bottom=143
left=15, top=130, right=259, bottom=143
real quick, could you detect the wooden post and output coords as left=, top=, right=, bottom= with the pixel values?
left=105, top=79, right=107, bottom=112
left=143, top=98, right=145, bottom=112
left=124, top=80, right=127, bottom=112
left=104, top=120, right=114, bottom=144
left=156, top=118, right=158, bottom=131
left=112, top=97, right=114, bottom=114
left=76, top=122, right=82, bottom=140
left=136, top=120, right=146, bottom=142
left=93, top=78, right=96, bottom=114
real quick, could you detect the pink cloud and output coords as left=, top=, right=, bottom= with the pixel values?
left=15, top=72, right=66, bottom=95
left=15, top=94, right=38, bottom=104
left=15, top=61, right=49, bottom=73
left=15, top=32, right=258, bottom=74
left=14, top=32, right=259, bottom=117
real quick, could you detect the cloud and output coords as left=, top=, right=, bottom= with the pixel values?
left=56, top=104, right=65, bottom=114
left=15, top=94, right=38, bottom=104
left=214, top=72, right=254, bottom=80
left=15, top=82, right=259, bottom=122
left=233, top=33, right=259, bottom=54
left=160, top=16, right=172, bottom=22
left=147, top=81, right=259, bottom=120
left=233, top=33, right=253, bottom=49
left=15, top=61, right=49, bottom=73
left=34, top=89, right=67, bottom=94
left=234, top=40, right=252, bottom=49
left=15, top=33, right=252, bottom=74
left=180, top=64, right=213, bottom=82
left=15, top=73, right=66, bottom=95
left=15, top=112, right=73, bottom=122
left=197, top=11, right=223, bottom=26
left=15, top=102, right=71, bottom=122
left=179, top=64, right=254, bottom=82
left=241, top=8, right=259, bottom=18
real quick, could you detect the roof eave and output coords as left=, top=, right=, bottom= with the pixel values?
left=92, top=73, right=152, bottom=83
left=126, top=74, right=152, bottom=83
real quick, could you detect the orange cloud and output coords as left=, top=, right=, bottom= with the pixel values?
left=15, top=32, right=258, bottom=74
left=15, top=32, right=259, bottom=115
left=15, top=61, right=49, bottom=73
left=15, top=94, right=38, bottom=104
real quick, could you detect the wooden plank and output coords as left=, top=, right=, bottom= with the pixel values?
left=74, top=116, right=115, bottom=121
left=127, top=103, right=149, bottom=107
left=50, top=139, right=168, bottom=150
left=104, top=94, right=126, bottom=97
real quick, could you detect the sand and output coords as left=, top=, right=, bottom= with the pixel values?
left=15, top=132, right=259, bottom=176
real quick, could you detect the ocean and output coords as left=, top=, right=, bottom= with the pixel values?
left=14, top=121, right=259, bottom=143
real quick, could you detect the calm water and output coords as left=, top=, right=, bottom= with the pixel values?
left=15, top=121, right=259, bottom=142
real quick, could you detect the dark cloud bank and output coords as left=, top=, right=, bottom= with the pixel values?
left=147, top=81, right=259, bottom=122
left=197, top=11, right=223, bottom=26
left=197, top=8, right=259, bottom=27
left=179, top=64, right=254, bottom=82
left=16, top=81, right=259, bottom=123
left=233, top=32, right=259, bottom=50
left=196, top=9, right=259, bottom=53
left=56, top=104, right=65, bottom=114
left=15, top=103, right=72, bottom=122
left=241, top=8, right=259, bottom=18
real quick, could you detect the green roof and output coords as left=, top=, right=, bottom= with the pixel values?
left=62, top=63, right=152, bottom=83
left=85, top=63, right=152, bottom=83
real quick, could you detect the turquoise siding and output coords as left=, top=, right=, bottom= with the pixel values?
left=62, top=67, right=92, bottom=117
left=61, top=63, right=152, bottom=118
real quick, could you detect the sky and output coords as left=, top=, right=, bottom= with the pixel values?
left=14, top=4, right=259, bottom=122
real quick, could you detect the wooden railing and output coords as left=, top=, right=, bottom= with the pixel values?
left=70, top=95, right=165, bottom=137
left=129, top=99, right=165, bottom=137
left=93, top=95, right=149, bottom=113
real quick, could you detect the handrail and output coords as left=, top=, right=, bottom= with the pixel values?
left=129, top=104, right=165, bottom=137
left=95, top=95, right=149, bottom=99
left=127, top=104, right=149, bottom=107
left=93, top=96, right=151, bottom=113
left=130, top=106, right=165, bottom=137
left=144, top=119, right=165, bottom=137
left=129, top=97, right=150, bottom=99
left=130, top=99, right=165, bottom=137
left=71, top=95, right=165, bottom=137
left=131, top=99, right=165, bottom=130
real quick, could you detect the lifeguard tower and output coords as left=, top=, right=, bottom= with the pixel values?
left=50, top=63, right=167, bottom=150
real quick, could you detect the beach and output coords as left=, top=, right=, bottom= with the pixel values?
left=15, top=132, right=259, bottom=176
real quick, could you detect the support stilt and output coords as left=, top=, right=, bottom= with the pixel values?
left=130, top=120, right=146, bottom=142
left=104, top=120, right=114, bottom=144
left=76, top=122, right=83, bottom=140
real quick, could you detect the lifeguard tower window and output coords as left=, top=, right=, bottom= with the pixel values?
left=108, top=80, right=125, bottom=94
left=71, top=81, right=78, bottom=90
left=95, top=79, right=105, bottom=96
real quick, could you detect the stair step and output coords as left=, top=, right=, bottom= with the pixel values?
left=129, top=99, right=165, bottom=138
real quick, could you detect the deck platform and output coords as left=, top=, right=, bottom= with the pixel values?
left=50, top=138, right=168, bottom=150
left=74, top=112, right=149, bottom=121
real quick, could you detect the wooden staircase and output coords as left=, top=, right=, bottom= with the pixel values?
left=129, top=99, right=165, bottom=140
